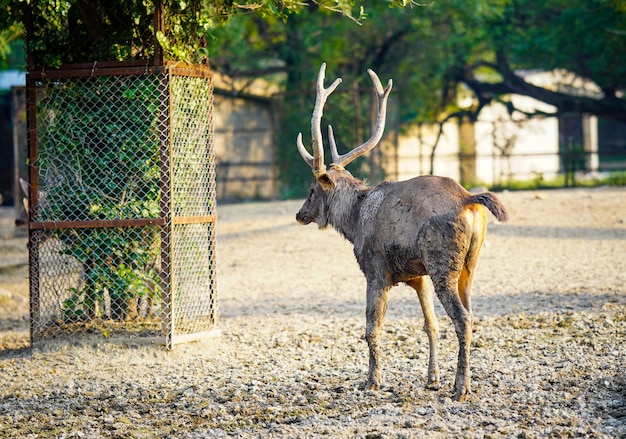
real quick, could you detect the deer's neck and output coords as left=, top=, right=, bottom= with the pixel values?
left=327, top=184, right=370, bottom=243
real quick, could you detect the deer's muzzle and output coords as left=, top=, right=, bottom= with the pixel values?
left=295, top=210, right=312, bottom=225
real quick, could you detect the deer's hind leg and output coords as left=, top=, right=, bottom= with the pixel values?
left=430, top=271, right=473, bottom=402
left=407, top=276, right=440, bottom=389
left=422, top=221, right=473, bottom=401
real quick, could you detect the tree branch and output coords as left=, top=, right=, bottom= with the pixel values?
left=461, top=51, right=626, bottom=120
left=209, top=61, right=288, bottom=79
left=368, top=27, right=410, bottom=72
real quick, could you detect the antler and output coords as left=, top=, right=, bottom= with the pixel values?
left=329, top=69, right=393, bottom=169
left=297, top=63, right=342, bottom=175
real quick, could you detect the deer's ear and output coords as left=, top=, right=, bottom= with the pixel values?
left=317, top=172, right=335, bottom=191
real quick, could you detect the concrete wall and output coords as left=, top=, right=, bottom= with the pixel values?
left=213, top=91, right=275, bottom=200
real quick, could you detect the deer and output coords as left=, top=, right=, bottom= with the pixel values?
left=295, top=63, right=509, bottom=402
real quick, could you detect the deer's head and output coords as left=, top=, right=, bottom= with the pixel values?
left=295, top=63, right=393, bottom=228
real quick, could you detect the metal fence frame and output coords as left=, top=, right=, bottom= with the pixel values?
left=27, top=61, right=219, bottom=349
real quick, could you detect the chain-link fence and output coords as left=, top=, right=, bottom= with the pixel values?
left=27, top=63, right=218, bottom=348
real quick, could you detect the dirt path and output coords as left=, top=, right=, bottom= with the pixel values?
left=0, top=187, right=625, bottom=438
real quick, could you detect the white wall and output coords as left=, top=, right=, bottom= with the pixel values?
left=396, top=95, right=561, bottom=185
left=396, top=122, right=460, bottom=182
left=475, top=96, right=559, bottom=184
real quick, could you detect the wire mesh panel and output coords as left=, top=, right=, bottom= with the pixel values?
left=30, top=227, right=162, bottom=339
left=168, top=73, right=218, bottom=346
left=27, top=64, right=218, bottom=347
left=33, top=73, right=165, bottom=223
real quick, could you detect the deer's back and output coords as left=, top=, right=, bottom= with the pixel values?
left=356, top=175, right=484, bottom=283
left=367, top=175, right=472, bottom=228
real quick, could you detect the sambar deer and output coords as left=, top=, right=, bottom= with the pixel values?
left=295, top=63, right=508, bottom=401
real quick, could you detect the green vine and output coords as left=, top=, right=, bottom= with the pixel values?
left=37, top=74, right=162, bottom=321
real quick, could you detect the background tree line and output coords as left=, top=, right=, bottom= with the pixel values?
left=1, top=0, right=625, bottom=195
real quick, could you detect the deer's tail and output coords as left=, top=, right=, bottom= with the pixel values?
left=467, top=192, right=509, bottom=222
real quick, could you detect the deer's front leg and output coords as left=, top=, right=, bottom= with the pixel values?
left=364, top=281, right=390, bottom=390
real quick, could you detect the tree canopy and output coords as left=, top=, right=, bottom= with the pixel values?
left=1, top=0, right=625, bottom=192
left=207, top=0, right=626, bottom=122
left=196, top=0, right=626, bottom=191
left=0, top=0, right=408, bottom=66
left=3, top=1, right=623, bottom=120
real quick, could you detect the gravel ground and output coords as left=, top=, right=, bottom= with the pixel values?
left=0, top=187, right=625, bottom=438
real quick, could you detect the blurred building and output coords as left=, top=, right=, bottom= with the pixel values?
left=392, top=70, right=626, bottom=186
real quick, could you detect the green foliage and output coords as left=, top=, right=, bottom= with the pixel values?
left=0, top=22, right=24, bottom=69
left=61, top=227, right=161, bottom=321
left=37, top=75, right=162, bottom=320
left=26, top=0, right=155, bottom=66
left=490, top=0, right=626, bottom=93
left=206, top=0, right=626, bottom=195
left=0, top=0, right=391, bottom=66
left=604, top=171, right=626, bottom=186
left=38, top=76, right=162, bottom=221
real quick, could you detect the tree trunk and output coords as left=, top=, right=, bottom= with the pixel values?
left=459, top=117, right=476, bottom=186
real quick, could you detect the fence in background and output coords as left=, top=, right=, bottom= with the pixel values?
left=391, top=148, right=626, bottom=187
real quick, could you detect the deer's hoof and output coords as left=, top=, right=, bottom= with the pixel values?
left=364, top=379, right=380, bottom=391
left=451, top=384, right=471, bottom=402
left=426, top=380, right=440, bottom=391
left=453, top=391, right=469, bottom=402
